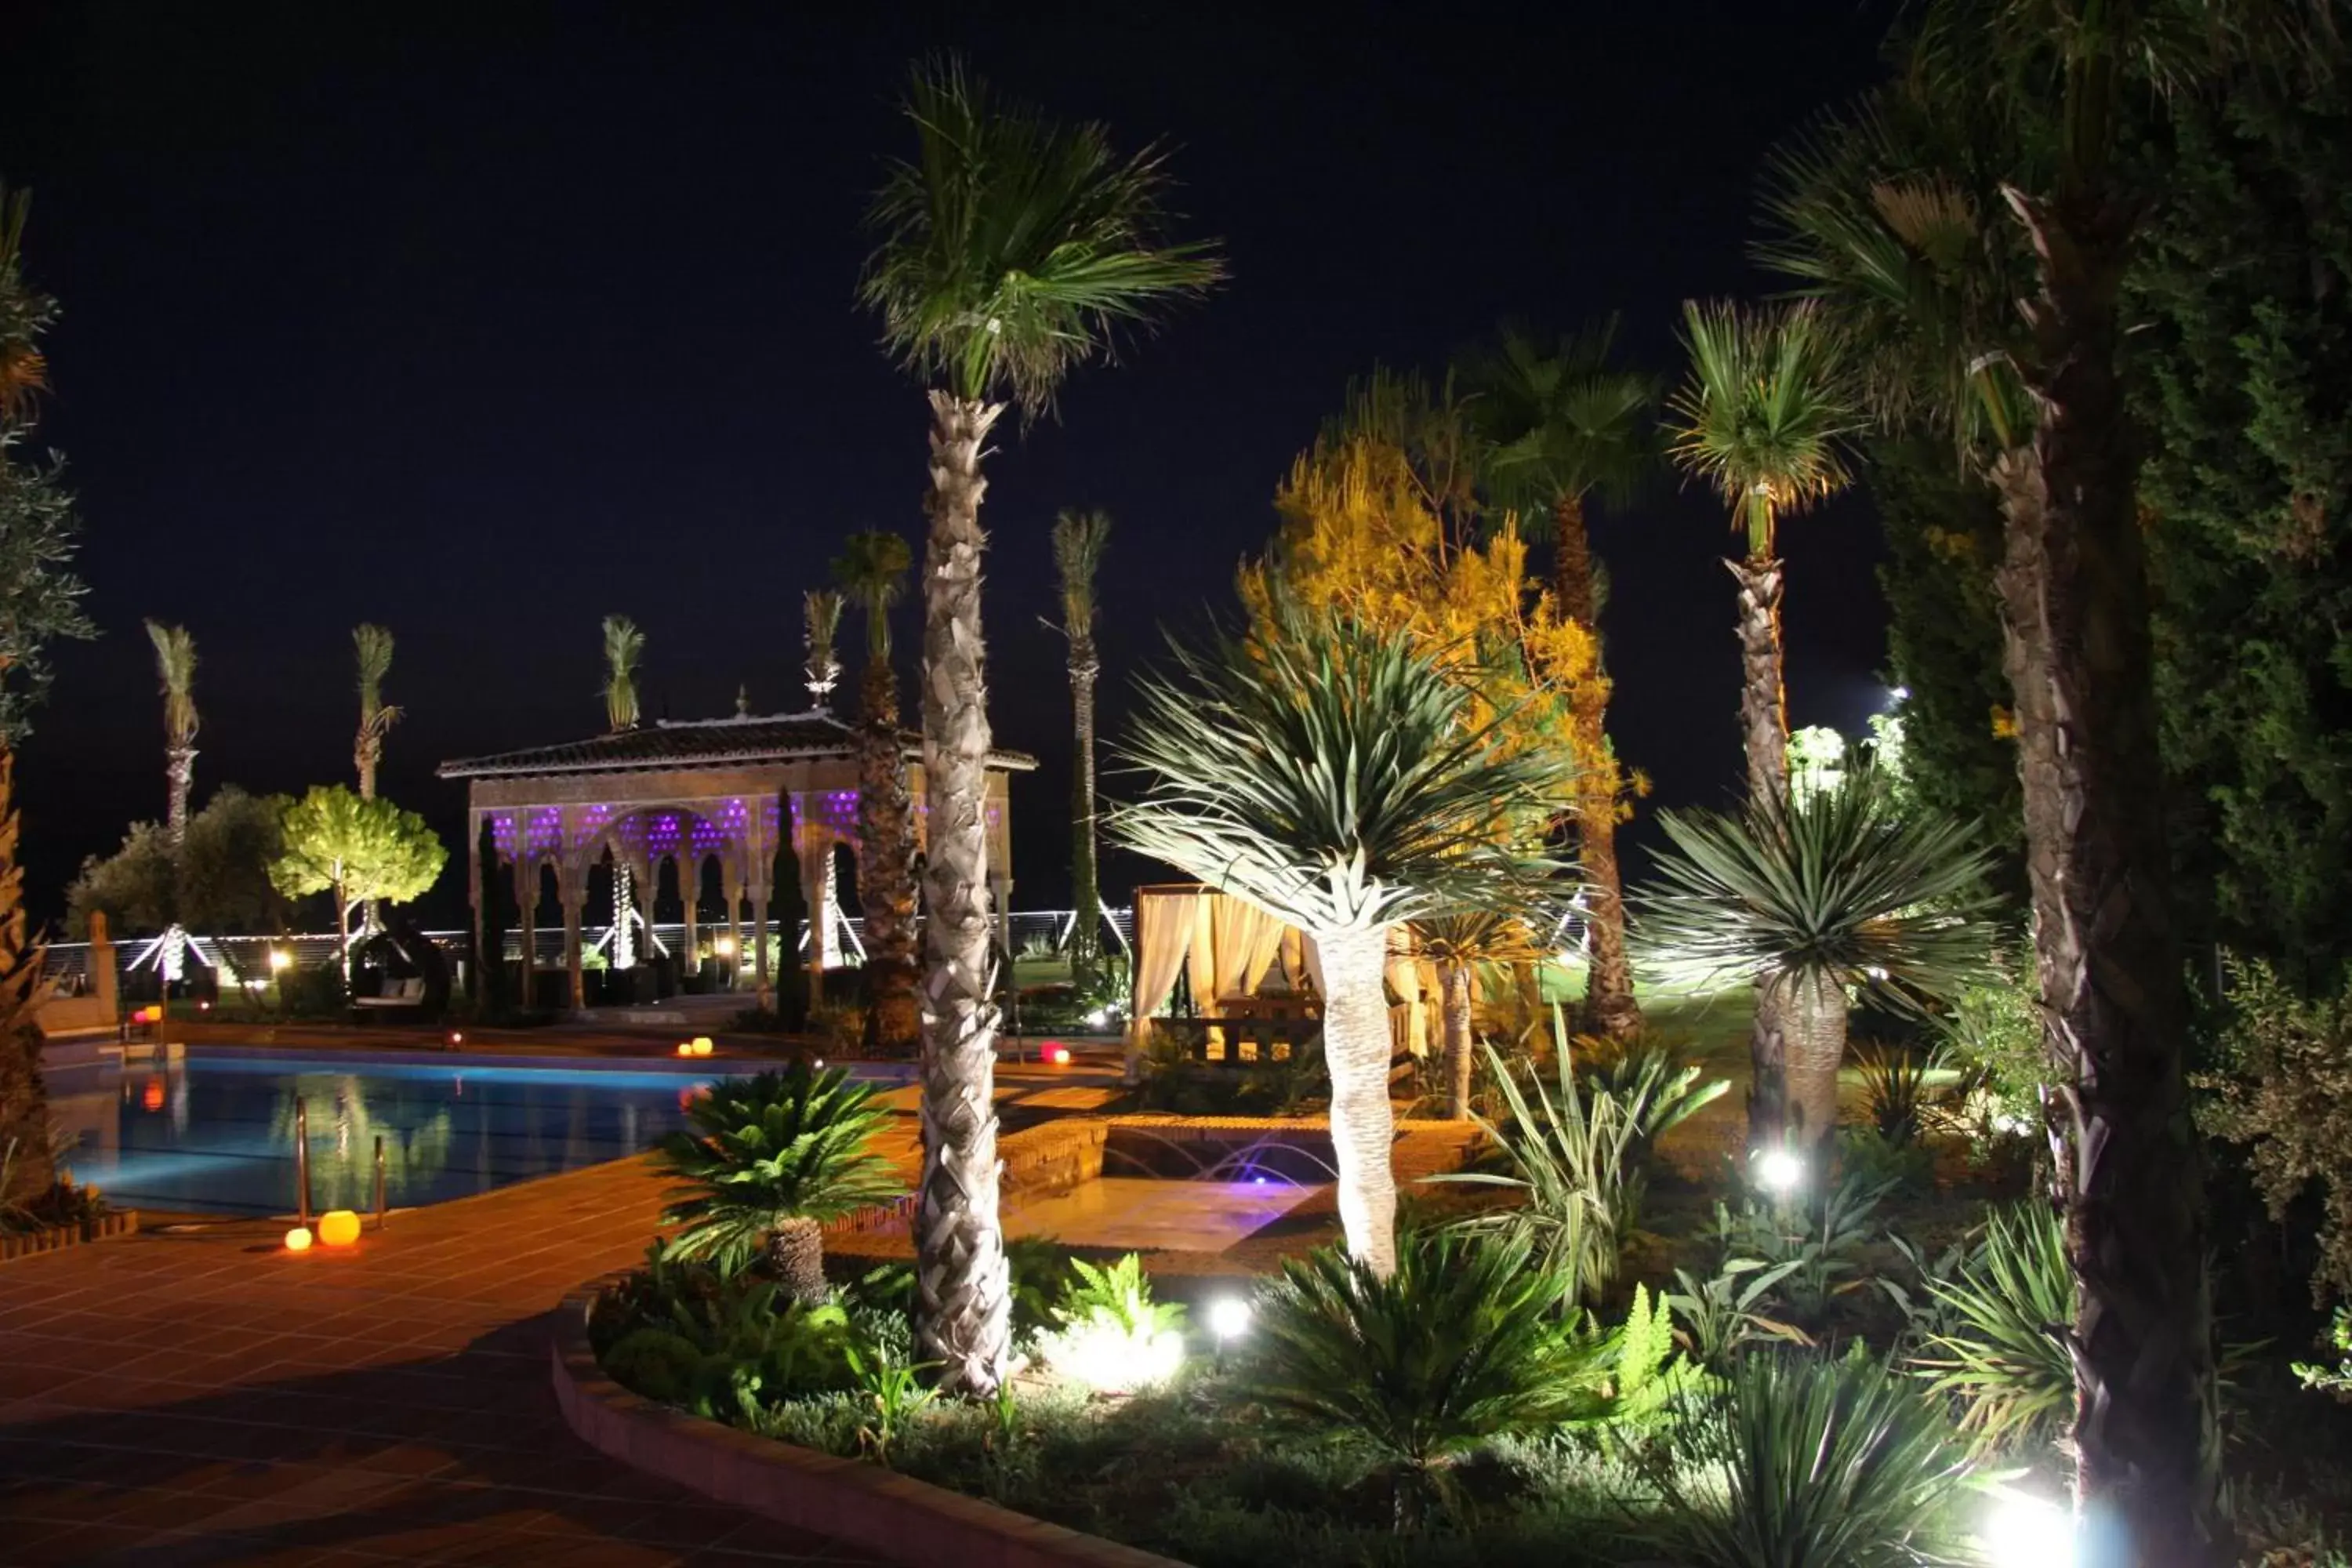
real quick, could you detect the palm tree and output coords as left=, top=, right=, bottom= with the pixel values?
left=0, top=186, right=49, bottom=428
left=351, top=624, right=399, bottom=800
left=600, top=614, right=643, bottom=731
left=1410, top=909, right=1544, bottom=1120
left=1051, top=508, right=1112, bottom=995
left=655, top=1062, right=902, bottom=1301
left=1112, top=604, right=1571, bottom=1276
left=1635, top=762, right=1998, bottom=1149
left=858, top=56, right=1223, bottom=1393
left=1460, top=321, right=1657, bottom=1041
left=803, top=589, right=844, bottom=708
left=143, top=620, right=198, bottom=985
left=833, top=532, right=920, bottom=1052
left=1664, top=299, right=1858, bottom=1149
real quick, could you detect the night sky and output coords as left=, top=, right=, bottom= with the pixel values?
left=0, top=1, right=1895, bottom=930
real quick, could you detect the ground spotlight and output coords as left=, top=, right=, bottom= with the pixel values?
left=1754, top=1148, right=1805, bottom=1195
left=1980, top=1487, right=2073, bottom=1567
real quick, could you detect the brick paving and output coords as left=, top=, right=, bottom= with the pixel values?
left=0, top=1156, right=878, bottom=1566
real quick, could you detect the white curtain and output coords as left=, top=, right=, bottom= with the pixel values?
left=1127, top=887, right=1205, bottom=1080
left=1208, top=894, right=1286, bottom=1000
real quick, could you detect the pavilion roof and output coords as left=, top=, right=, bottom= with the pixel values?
left=437, top=710, right=1037, bottom=781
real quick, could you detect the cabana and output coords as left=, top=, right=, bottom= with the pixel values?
left=1125, top=883, right=1436, bottom=1080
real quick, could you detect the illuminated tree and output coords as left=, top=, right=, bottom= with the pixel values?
left=833, top=530, right=919, bottom=1051
left=858, top=56, right=1222, bottom=1394
left=143, top=619, right=199, bottom=983
left=1051, top=508, right=1111, bottom=994
left=352, top=624, right=398, bottom=800
left=270, top=786, right=446, bottom=979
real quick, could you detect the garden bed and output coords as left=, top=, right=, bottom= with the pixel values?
left=549, top=1279, right=1185, bottom=1568
left=0, top=1207, right=138, bottom=1262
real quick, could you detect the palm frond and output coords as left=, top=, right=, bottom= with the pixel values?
left=1050, top=508, right=1112, bottom=638
left=143, top=620, right=198, bottom=746
left=353, top=623, right=400, bottom=734
left=601, top=614, right=644, bottom=731
left=802, top=590, right=844, bottom=702
left=1457, top=317, right=1660, bottom=531
left=1108, top=601, right=1573, bottom=934
left=1665, top=299, right=1860, bottom=557
left=858, top=56, right=1225, bottom=419
left=1633, top=760, right=1998, bottom=1013
left=831, top=531, right=913, bottom=659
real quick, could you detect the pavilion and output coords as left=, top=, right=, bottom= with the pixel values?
left=437, top=710, right=1033, bottom=1011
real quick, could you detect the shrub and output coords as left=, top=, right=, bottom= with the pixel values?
left=1244, top=1229, right=1609, bottom=1507
left=1853, top=1042, right=1944, bottom=1146
left=2194, top=954, right=2352, bottom=1305
left=1711, top=1170, right=1892, bottom=1329
left=1906, top=1201, right=2075, bottom=1454
left=2296, top=1307, right=2352, bottom=1399
left=653, top=1063, right=900, bottom=1292
left=1034, top=1252, right=1187, bottom=1391
left=1938, top=960, right=2045, bottom=1150
left=593, top=1244, right=867, bottom=1420
left=1639, top=1351, right=1978, bottom=1567
left=1429, top=1015, right=1727, bottom=1306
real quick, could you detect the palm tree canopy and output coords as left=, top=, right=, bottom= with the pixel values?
left=831, top=529, right=913, bottom=659
left=1457, top=319, right=1659, bottom=535
left=1665, top=299, right=1860, bottom=558
left=858, top=56, right=1225, bottom=419
left=1108, top=601, right=1574, bottom=935
left=353, top=623, right=399, bottom=725
left=144, top=619, right=198, bottom=746
left=600, top=614, right=643, bottom=731
left=655, top=1064, right=903, bottom=1275
left=802, top=589, right=844, bottom=698
left=0, top=183, right=54, bottom=426
left=1632, top=760, right=1999, bottom=1014
left=1051, top=508, right=1111, bottom=641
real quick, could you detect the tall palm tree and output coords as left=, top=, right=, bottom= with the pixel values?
left=1635, top=763, right=1998, bottom=1148
left=1051, top=508, right=1112, bottom=995
left=833, top=532, right=920, bottom=1052
left=351, top=624, right=399, bottom=800
left=803, top=589, right=844, bottom=708
left=600, top=614, right=643, bottom=731
left=858, top=56, right=1223, bottom=1394
left=1112, top=604, right=1571, bottom=1276
left=1460, top=321, right=1657, bottom=1041
left=1664, top=299, right=1858, bottom=1149
left=144, top=620, right=198, bottom=985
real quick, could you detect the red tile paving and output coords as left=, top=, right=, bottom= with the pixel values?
left=0, top=1156, right=879, bottom=1566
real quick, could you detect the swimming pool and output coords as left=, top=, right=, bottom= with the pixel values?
left=43, top=1048, right=858, bottom=1218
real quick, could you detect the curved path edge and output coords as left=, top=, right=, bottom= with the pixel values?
left=549, top=1279, right=1189, bottom=1568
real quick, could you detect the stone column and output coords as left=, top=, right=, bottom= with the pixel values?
left=561, top=860, right=586, bottom=1012
left=750, top=869, right=773, bottom=1011
left=467, top=809, right=485, bottom=1003
left=515, top=854, right=538, bottom=1010
left=723, top=870, right=744, bottom=992
left=799, top=826, right=837, bottom=981
left=680, top=855, right=699, bottom=979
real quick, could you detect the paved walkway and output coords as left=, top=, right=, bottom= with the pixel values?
left=0, top=1157, right=876, bottom=1566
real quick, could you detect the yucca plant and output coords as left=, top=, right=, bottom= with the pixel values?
left=1428, top=1009, right=1726, bottom=1306
left=1908, top=1200, right=2074, bottom=1455
left=1642, top=1350, right=1980, bottom=1567
left=1854, top=1041, right=1946, bottom=1147
left=1246, top=1229, right=1600, bottom=1519
left=1112, top=601, right=1573, bottom=1276
left=1635, top=760, right=1998, bottom=1150
left=656, top=1063, right=902, bottom=1299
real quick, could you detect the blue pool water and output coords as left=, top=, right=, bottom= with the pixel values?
left=45, top=1050, right=775, bottom=1217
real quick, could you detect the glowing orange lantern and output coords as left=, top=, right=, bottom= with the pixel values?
left=284, top=1226, right=314, bottom=1252
left=676, top=1041, right=694, bottom=1057
left=142, top=1077, right=165, bottom=1112
left=689, top=1036, right=714, bottom=1057
left=318, top=1210, right=361, bottom=1247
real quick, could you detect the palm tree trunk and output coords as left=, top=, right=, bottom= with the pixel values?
left=913, top=388, right=1013, bottom=1396
left=1999, top=187, right=2216, bottom=1559
left=857, top=658, right=920, bottom=1053
left=1553, top=496, right=1640, bottom=1041
left=1729, top=554, right=1791, bottom=1149
left=162, top=744, right=195, bottom=985
left=0, top=746, right=56, bottom=1214
left=1779, top=969, right=1846, bottom=1152
left=768, top=1215, right=829, bottom=1305
left=1315, top=924, right=1399, bottom=1276
left=1067, top=635, right=1101, bottom=995
left=1438, top=957, right=1474, bottom=1120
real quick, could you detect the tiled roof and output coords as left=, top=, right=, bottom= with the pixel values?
left=437, top=711, right=1037, bottom=781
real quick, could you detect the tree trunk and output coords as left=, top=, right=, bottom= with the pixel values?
left=768, top=1215, right=829, bottom=1305
left=913, top=389, right=1013, bottom=1396
left=1554, top=496, right=1640, bottom=1042
left=1316, top=925, right=1399, bottom=1276
left=1779, top=969, right=1847, bottom=1152
left=1999, top=185, right=2217, bottom=1561
left=856, top=658, right=920, bottom=1053
left=162, top=743, right=195, bottom=986
left=1729, top=554, right=1791, bottom=1148
left=1067, top=634, right=1101, bottom=995
left=0, top=746, right=56, bottom=1213
left=1439, top=958, right=1474, bottom=1120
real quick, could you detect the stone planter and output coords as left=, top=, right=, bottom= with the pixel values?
left=550, top=1279, right=1186, bottom=1568
left=0, top=1208, right=140, bottom=1263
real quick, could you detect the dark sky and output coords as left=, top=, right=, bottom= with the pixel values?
left=0, top=0, right=1896, bottom=929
